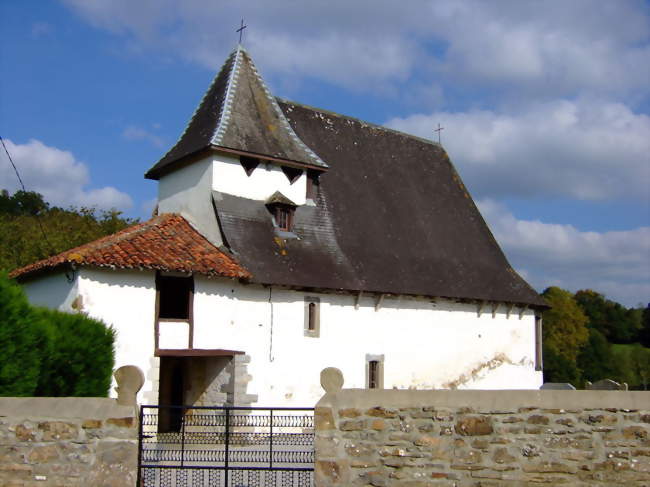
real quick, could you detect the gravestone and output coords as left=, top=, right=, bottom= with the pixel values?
left=585, top=379, right=628, bottom=391
left=540, top=382, right=576, bottom=390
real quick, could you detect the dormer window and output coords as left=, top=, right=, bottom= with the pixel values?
left=274, top=205, right=294, bottom=231
left=266, top=191, right=297, bottom=232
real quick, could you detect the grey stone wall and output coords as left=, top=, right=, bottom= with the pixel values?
left=315, top=376, right=650, bottom=486
left=0, top=397, right=137, bottom=486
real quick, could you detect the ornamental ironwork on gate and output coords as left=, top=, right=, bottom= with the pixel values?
left=138, top=405, right=314, bottom=487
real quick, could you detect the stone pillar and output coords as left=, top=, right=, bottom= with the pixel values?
left=314, top=368, right=351, bottom=487
left=224, top=354, right=258, bottom=406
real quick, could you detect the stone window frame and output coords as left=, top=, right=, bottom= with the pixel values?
left=365, top=354, right=385, bottom=389
left=304, top=296, right=320, bottom=337
left=534, top=312, right=543, bottom=371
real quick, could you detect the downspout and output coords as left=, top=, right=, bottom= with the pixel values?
left=268, top=286, right=274, bottom=362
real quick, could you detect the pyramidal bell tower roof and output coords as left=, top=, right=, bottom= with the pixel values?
left=145, top=45, right=327, bottom=179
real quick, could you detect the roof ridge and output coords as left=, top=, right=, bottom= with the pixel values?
left=153, top=48, right=240, bottom=170
left=211, top=45, right=243, bottom=145
left=277, top=97, right=444, bottom=150
left=239, top=49, right=327, bottom=168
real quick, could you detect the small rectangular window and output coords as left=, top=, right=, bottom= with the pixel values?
left=308, top=303, right=317, bottom=330
left=365, top=354, right=384, bottom=389
left=304, top=297, right=320, bottom=337
left=157, top=275, right=193, bottom=320
left=368, top=361, right=379, bottom=389
left=275, top=206, right=293, bottom=231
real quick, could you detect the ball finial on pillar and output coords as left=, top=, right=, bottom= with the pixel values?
left=320, top=367, right=344, bottom=394
left=114, top=365, right=145, bottom=406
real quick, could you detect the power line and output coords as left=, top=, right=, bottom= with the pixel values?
left=0, top=135, right=59, bottom=266
left=1, top=135, right=26, bottom=191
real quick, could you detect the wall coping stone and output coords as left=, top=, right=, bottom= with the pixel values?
left=317, top=388, right=650, bottom=411
left=0, top=397, right=135, bottom=420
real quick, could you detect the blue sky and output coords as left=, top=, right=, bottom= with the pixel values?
left=1, top=0, right=648, bottom=306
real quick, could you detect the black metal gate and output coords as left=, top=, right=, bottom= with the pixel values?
left=138, top=405, right=314, bottom=487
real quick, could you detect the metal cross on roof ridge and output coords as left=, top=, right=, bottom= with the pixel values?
left=236, top=18, right=247, bottom=44
left=434, top=123, right=444, bottom=144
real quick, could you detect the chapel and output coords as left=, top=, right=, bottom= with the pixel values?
left=12, top=45, right=547, bottom=408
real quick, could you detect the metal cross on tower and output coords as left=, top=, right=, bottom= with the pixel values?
left=434, top=123, right=444, bottom=144
left=236, top=18, right=247, bottom=44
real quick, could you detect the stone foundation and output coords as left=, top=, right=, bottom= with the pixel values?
left=0, top=397, right=137, bottom=487
left=315, top=370, right=650, bottom=486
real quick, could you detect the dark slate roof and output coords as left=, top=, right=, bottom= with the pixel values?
left=213, top=100, right=546, bottom=307
left=146, top=46, right=326, bottom=179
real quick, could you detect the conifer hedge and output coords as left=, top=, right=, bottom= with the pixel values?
left=0, top=274, right=115, bottom=397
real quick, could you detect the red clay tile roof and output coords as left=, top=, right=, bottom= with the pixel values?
left=10, top=213, right=251, bottom=280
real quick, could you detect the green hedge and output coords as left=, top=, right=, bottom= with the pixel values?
left=0, top=274, right=115, bottom=397
left=0, top=273, right=47, bottom=395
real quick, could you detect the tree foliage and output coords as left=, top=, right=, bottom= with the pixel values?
left=576, top=328, right=616, bottom=383
left=574, top=289, right=642, bottom=343
left=0, top=190, right=136, bottom=272
left=541, top=286, right=649, bottom=389
left=640, top=305, right=650, bottom=348
left=611, top=344, right=650, bottom=391
left=542, top=287, right=589, bottom=364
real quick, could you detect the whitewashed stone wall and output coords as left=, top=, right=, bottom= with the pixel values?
left=23, top=268, right=542, bottom=408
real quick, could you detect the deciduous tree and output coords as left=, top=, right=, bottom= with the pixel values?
left=541, top=286, right=589, bottom=384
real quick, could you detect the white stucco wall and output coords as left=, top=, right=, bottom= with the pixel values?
left=158, top=156, right=212, bottom=216
left=76, top=269, right=158, bottom=404
left=191, top=276, right=542, bottom=407
left=22, top=271, right=78, bottom=311
left=21, top=268, right=542, bottom=408
left=212, top=153, right=307, bottom=205
left=157, top=156, right=224, bottom=247
left=158, top=152, right=308, bottom=245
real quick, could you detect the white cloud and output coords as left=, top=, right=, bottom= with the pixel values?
left=429, top=0, right=650, bottom=98
left=478, top=199, right=650, bottom=307
left=0, top=139, right=133, bottom=211
left=386, top=99, right=650, bottom=201
left=61, top=0, right=650, bottom=98
left=122, top=125, right=165, bottom=148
